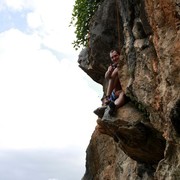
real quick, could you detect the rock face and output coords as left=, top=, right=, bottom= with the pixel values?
left=78, top=0, right=180, bottom=179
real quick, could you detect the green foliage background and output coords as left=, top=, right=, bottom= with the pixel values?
left=70, top=0, right=102, bottom=50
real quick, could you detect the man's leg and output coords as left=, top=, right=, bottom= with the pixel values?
left=106, top=68, right=119, bottom=97
left=108, top=91, right=125, bottom=116
left=114, top=91, right=125, bottom=108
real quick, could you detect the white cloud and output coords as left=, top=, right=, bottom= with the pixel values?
left=0, top=28, right=41, bottom=53
left=0, top=0, right=103, bottom=179
left=0, top=28, right=101, bottom=150
left=27, top=12, right=43, bottom=29
left=0, top=0, right=76, bottom=53
left=1, top=0, right=34, bottom=11
left=25, top=0, right=76, bottom=53
left=0, top=149, right=85, bottom=180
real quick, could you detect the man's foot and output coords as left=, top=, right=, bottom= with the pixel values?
left=94, top=106, right=107, bottom=118
left=108, top=101, right=116, bottom=116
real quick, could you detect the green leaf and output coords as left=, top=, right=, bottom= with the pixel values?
left=70, top=0, right=103, bottom=50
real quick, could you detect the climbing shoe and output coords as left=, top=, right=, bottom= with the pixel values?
left=108, top=101, right=116, bottom=116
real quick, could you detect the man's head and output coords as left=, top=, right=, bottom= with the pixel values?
left=110, top=50, right=120, bottom=64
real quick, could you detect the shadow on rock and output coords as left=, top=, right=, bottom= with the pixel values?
left=97, top=102, right=166, bottom=164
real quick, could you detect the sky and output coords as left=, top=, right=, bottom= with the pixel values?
left=0, top=0, right=102, bottom=180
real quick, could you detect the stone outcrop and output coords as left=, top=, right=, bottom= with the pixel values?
left=98, top=103, right=166, bottom=165
left=78, top=0, right=180, bottom=179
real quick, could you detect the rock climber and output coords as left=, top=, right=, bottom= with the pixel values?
left=94, top=49, right=126, bottom=117
left=103, top=49, right=126, bottom=115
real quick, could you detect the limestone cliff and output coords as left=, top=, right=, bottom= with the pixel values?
left=78, top=0, right=180, bottom=179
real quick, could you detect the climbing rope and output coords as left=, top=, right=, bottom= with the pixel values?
left=115, top=0, right=121, bottom=51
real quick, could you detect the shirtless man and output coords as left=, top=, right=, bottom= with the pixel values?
left=103, top=49, right=126, bottom=115
left=94, top=49, right=126, bottom=117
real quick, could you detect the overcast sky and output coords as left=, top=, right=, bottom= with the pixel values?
left=0, top=0, right=102, bottom=179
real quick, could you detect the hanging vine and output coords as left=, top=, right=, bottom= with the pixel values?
left=70, top=0, right=103, bottom=50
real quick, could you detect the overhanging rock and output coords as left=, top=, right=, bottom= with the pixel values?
left=97, top=102, right=166, bottom=164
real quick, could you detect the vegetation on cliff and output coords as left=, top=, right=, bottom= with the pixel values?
left=70, top=0, right=102, bottom=50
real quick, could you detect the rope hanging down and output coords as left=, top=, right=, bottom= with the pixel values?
left=115, top=0, right=121, bottom=51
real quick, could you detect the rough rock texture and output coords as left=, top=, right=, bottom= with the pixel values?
left=78, top=0, right=180, bottom=179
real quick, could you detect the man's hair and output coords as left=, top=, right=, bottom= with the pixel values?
left=110, top=49, right=120, bottom=55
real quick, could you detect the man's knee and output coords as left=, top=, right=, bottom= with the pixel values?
left=111, top=70, right=118, bottom=78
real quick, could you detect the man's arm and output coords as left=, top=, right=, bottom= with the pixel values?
left=105, top=65, right=113, bottom=79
